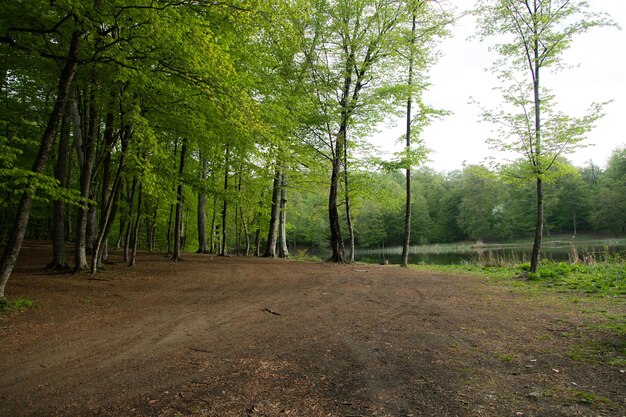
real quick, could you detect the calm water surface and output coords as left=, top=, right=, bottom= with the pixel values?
left=354, top=242, right=626, bottom=266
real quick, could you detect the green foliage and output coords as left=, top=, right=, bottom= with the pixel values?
left=0, top=297, right=36, bottom=314
left=474, top=255, right=626, bottom=296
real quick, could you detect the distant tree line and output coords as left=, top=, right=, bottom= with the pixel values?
left=287, top=148, right=626, bottom=250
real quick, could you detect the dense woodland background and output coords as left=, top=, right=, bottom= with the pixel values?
left=1, top=0, right=624, bottom=277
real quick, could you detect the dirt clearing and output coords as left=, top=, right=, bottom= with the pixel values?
left=1, top=241, right=624, bottom=416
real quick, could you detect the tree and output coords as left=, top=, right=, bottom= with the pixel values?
left=456, top=165, right=502, bottom=240
left=475, top=0, right=615, bottom=274
left=591, top=147, right=626, bottom=233
left=0, top=5, right=83, bottom=300
left=301, top=0, right=424, bottom=262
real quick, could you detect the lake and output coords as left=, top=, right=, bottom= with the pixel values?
left=354, top=239, right=626, bottom=266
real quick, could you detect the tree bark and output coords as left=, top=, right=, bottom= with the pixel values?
left=209, top=194, right=218, bottom=254
left=241, top=206, right=251, bottom=256
left=529, top=20, right=543, bottom=274
left=328, top=130, right=345, bottom=263
left=0, top=30, right=81, bottom=301
left=197, top=158, right=209, bottom=253
left=48, top=98, right=73, bottom=270
left=123, top=178, right=136, bottom=263
left=220, top=145, right=229, bottom=256
left=278, top=173, right=289, bottom=258
left=530, top=177, right=543, bottom=273
left=401, top=12, right=417, bottom=268
left=263, top=166, right=282, bottom=257
left=74, top=71, right=99, bottom=272
left=91, top=124, right=130, bottom=273
left=129, top=182, right=142, bottom=266
left=172, top=138, right=188, bottom=261
left=343, top=134, right=354, bottom=263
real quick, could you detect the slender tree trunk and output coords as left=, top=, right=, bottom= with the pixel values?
left=278, top=173, right=289, bottom=258
left=48, top=99, right=72, bottom=270
left=197, top=158, right=209, bottom=253
left=263, top=166, right=282, bottom=257
left=343, top=136, right=354, bottom=263
left=220, top=145, right=229, bottom=256
left=401, top=12, right=417, bottom=268
left=129, top=182, right=142, bottom=266
left=0, top=30, right=81, bottom=301
left=172, top=138, right=187, bottom=261
left=241, top=207, right=251, bottom=256
left=329, top=130, right=345, bottom=263
left=165, top=139, right=178, bottom=256
left=86, top=200, right=97, bottom=254
left=529, top=25, right=543, bottom=274
left=147, top=198, right=158, bottom=252
left=234, top=172, right=240, bottom=256
left=209, top=194, right=218, bottom=254
left=530, top=177, right=543, bottom=273
left=91, top=125, right=130, bottom=273
left=166, top=203, right=174, bottom=255
left=115, top=210, right=126, bottom=250
left=74, top=72, right=99, bottom=272
left=123, top=178, right=136, bottom=263
left=96, top=103, right=116, bottom=265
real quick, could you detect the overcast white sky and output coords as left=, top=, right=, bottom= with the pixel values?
left=372, top=0, right=626, bottom=172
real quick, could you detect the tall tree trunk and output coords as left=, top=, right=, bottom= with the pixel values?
left=196, top=158, right=209, bottom=253
left=96, top=105, right=119, bottom=266
left=74, top=71, right=99, bottom=272
left=172, top=138, right=187, bottom=261
left=254, top=227, right=261, bottom=257
left=166, top=202, right=174, bottom=255
left=329, top=130, right=345, bottom=263
left=401, top=12, right=417, bottom=268
left=209, top=194, right=218, bottom=254
left=263, top=166, right=282, bottom=258
left=241, top=207, right=251, bottom=256
left=343, top=135, right=354, bottom=263
left=129, top=182, right=143, bottom=266
left=91, top=125, right=130, bottom=273
left=115, top=208, right=126, bottom=250
left=220, top=145, right=229, bottom=256
left=278, top=173, right=289, bottom=258
left=529, top=27, right=543, bottom=274
left=166, top=139, right=179, bottom=256
left=0, top=30, right=81, bottom=301
left=530, top=177, right=543, bottom=273
left=48, top=98, right=73, bottom=270
left=123, top=178, right=136, bottom=263
left=147, top=198, right=158, bottom=252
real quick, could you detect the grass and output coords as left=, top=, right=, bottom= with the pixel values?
left=413, top=252, right=626, bottom=296
left=413, top=253, right=626, bottom=371
left=290, top=249, right=323, bottom=262
left=0, top=297, right=36, bottom=314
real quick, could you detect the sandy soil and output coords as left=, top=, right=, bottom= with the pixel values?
left=0, top=241, right=624, bottom=417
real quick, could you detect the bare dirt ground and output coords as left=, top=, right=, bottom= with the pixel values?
left=0, top=241, right=624, bottom=417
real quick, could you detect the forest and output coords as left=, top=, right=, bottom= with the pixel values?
left=1, top=0, right=625, bottom=299
left=1, top=2, right=626, bottom=415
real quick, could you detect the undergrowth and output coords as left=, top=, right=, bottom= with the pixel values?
left=0, top=297, right=36, bottom=314
left=419, top=251, right=626, bottom=296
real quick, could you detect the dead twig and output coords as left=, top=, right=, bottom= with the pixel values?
left=262, top=308, right=282, bottom=316
left=189, top=347, right=212, bottom=354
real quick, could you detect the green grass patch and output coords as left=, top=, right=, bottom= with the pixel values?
left=574, top=390, right=612, bottom=408
left=413, top=255, right=626, bottom=296
left=0, top=297, right=36, bottom=314
left=290, top=249, right=323, bottom=262
left=496, top=352, right=518, bottom=362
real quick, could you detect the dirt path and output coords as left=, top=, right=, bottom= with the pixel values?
left=1, top=241, right=624, bottom=416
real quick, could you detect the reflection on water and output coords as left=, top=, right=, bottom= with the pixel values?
left=355, top=242, right=626, bottom=266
